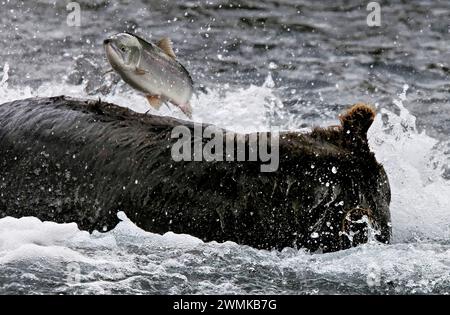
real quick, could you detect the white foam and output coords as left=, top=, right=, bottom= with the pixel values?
left=102, top=73, right=284, bottom=133
left=369, top=84, right=450, bottom=243
left=0, top=212, right=203, bottom=264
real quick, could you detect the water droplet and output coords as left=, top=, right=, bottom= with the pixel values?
left=268, top=62, right=278, bottom=70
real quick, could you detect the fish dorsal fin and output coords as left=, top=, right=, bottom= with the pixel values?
left=157, top=38, right=176, bottom=59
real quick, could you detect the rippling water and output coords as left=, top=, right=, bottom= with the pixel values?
left=0, top=0, right=450, bottom=294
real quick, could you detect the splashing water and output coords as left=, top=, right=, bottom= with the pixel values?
left=0, top=63, right=9, bottom=88
left=369, top=84, right=450, bottom=243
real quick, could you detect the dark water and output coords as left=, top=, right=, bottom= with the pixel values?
left=0, top=0, right=450, bottom=295
left=1, top=0, right=449, bottom=134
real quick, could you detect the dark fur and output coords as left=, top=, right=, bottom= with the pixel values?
left=0, top=96, right=391, bottom=252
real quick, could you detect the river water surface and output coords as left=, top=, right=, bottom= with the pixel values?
left=0, top=0, right=449, bottom=294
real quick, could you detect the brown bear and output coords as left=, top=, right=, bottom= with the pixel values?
left=0, top=96, right=390, bottom=252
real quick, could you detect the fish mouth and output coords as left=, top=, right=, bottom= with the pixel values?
left=104, top=41, right=119, bottom=55
left=104, top=41, right=122, bottom=69
left=103, top=35, right=122, bottom=56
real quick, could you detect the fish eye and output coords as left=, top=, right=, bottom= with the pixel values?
left=120, top=45, right=126, bottom=52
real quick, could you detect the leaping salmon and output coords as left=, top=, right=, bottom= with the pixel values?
left=104, top=32, right=194, bottom=118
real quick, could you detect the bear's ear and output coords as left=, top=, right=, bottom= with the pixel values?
left=339, top=103, right=376, bottom=136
